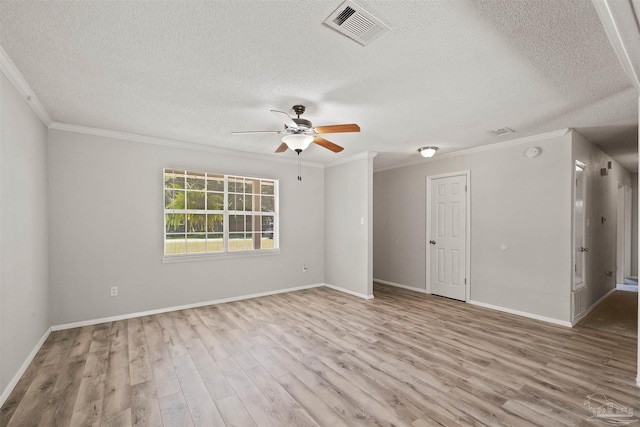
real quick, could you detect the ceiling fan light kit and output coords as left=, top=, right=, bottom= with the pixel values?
left=282, top=134, right=313, bottom=152
left=418, top=146, right=438, bottom=158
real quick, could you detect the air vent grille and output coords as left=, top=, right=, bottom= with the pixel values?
left=324, top=0, right=390, bottom=46
left=489, top=127, right=515, bottom=136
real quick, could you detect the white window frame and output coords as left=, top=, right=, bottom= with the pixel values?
left=163, top=169, right=279, bottom=262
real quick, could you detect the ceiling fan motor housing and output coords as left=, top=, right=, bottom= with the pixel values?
left=292, top=117, right=312, bottom=129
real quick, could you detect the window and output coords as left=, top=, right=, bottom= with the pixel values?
left=164, top=169, right=278, bottom=257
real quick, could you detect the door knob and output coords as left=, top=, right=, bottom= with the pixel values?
left=429, top=240, right=436, bottom=245
left=580, top=247, right=589, bottom=252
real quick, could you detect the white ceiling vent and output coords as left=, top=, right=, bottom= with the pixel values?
left=323, top=0, right=390, bottom=46
left=489, top=127, right=515, bottom=136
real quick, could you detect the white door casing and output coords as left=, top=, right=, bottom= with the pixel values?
left=574, top=161, right=586, bottom=290
left=426, top=172, right=470, bottom=301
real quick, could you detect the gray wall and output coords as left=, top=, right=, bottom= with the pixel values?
left=374, top=132, right=573, bottom=322
left=0, top=73, right=50, bottom=394
left=48, top=130, right=325, bottom=325
left=572, top=131, right=631, bottom=308
left=632, top=172, right=638, bottom=277
left=325, top=154, right=374, bottom=297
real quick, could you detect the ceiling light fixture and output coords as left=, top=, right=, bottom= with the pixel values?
left=282, top=134, right=313, bottom=153
left=418, top=146, right=438, bottom=158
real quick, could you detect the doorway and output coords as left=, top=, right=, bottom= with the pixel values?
left=426, top=172, right=470, bottom=301
left=616, top=183, right=633, bottom=288
left=573, top=161, right=587, bottom=320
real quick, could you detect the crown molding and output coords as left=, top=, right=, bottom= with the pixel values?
left=0, top=46, right=52, bottom=126
left=48, top=122, right=325, bottom=168
left=326, top=151, right=378, bottom=168
left=373, top=128, right=570, bottom=173
left=592, top=0, right=640, bottom=94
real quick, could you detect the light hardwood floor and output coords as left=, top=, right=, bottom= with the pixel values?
left=1, top=283, right=638, bottom=426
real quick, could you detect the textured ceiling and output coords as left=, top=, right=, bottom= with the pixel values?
left=0, top=0, right=637, bottom=171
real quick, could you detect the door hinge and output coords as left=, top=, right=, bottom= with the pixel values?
left=575, top=264, right=577, bottom=272
left=465, top=185, right=467, bottom=192
left=464, top=278, right=467, bottom=284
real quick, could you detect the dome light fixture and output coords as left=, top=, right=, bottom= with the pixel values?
left=282, top=134, right=313, bottom=153
left=418, top=146, right=438, bottom=158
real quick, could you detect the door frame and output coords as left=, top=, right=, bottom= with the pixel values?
left=426, top=171, right=471, bottom=301
left=572, top=160, right=587, bottom=293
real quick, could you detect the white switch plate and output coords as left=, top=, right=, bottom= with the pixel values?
left=110, top=286, right=118, bottom=297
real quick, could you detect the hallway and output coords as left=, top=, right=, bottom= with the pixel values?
left=577, top=290, right=638, bottom=338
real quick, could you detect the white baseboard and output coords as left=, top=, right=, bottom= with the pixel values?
left=0, top=327, right=51, bottom=408
left=468, top=300, right=572, bottom=327
left=52, top=283, right=324, bottom=331
left=323, top=283, right=374, bottom=300
left=373, top=278, right=428, bottom=293
left=571, top=288, right=617, bottom=326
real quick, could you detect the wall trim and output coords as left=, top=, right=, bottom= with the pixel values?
left=52, top=283, right=324, bottom=331
left=592, top=0, right=640, bottom=93
left=0, top=46, right=52, bottom=126
left=571, top=287, right=617, bottom=326
left=326, top=151, right=378, bottom=168
left=0, top=327, right=51, bottom=408
left=374, top=129, right=570, bottom=173
left=468, top=300, right=572, bottom=328
left=48, top=122, right=325, bottom=169
left=323, top=283, right=374, bottom=300
left=373, top=278, right=428, bottom=293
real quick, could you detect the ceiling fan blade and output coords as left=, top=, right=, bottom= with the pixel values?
left=270, top=110, right=298, bottom=128
left=232, top=130, right=283, bottom=135
left=275, top=142, right=288, bottom=153
left=314, top=124, right=360, bottom=134
left=313, top=136, right=344, bottom=153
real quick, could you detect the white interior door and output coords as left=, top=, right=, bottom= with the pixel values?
left=428, top=174, right=467, bottom=301
left=574, top=162, right=586, bottom=289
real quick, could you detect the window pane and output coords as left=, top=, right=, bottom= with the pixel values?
left=206, top=233, right=223, bottom=252
left=229, top=176, right=243, bottom=193
left=229, top=194, right=244, bottom=211
left=207, top=214, right=223, bottom=233
left=245, top=215, right=253, bottom=232
left=206, top=192, right=223, bottom=211
left=165, top=170, right=185, bottom=189
left=186, top=234, right=206, bottom=253
left=229, top=233, right=249, bottom=251
left=245, top=194, right=253, bottom=212
left=166, top=214, right=185, bottom=233
left=187, top=214, right=206, bottom=233
left=261, top=216, right=274, bottom=233
left=186, top=172, right=206, bottom=190
left=229, top=215, right=244, bottom=233
left=165, top=234, right=186, bottom=254
left=261, top=196, right=274, bottom=212
left=261, top=180, right=274, bottom=195
left=165, top=189, right=185, bottom=209
left=187, top=191, right=205, bottom=210
left=245, top=179, right=258, bottom=194
left=261, top=236, right=275, bottom=249
left=207, top=174, right=224, bottom=191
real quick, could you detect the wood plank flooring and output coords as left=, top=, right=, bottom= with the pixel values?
left=1, top=283, right=638, bottom=426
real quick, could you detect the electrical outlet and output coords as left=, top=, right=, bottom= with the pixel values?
left=110, top=286, right=118, bottom=297
left=302, top=264, right=308, bottom=272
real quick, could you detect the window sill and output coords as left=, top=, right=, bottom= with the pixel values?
left=162, top=249, right=280, bottom=263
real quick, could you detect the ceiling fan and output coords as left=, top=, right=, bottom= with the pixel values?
left=232, top=105, right=360, bottom=154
